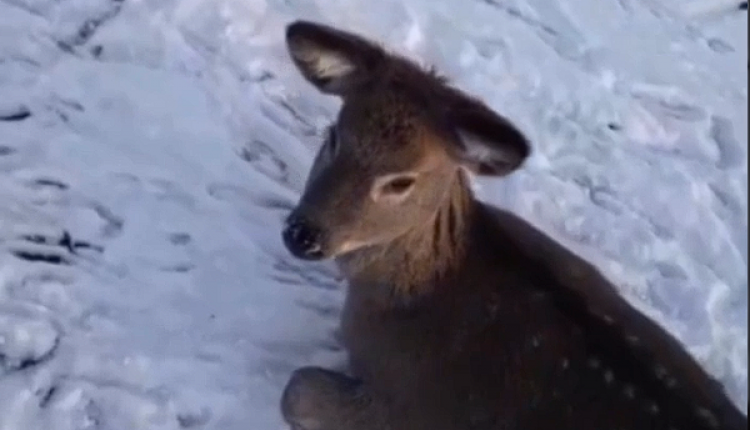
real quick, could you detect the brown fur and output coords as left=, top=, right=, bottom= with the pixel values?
left=279, top=20, right=747, bottom=430
left=337, top=170, right=473, bottom=299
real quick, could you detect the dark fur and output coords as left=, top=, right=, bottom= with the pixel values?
left=280, top=20, right=747, bottom=430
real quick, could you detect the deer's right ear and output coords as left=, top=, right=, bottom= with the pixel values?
left=285, top=20, right=384, bottom=95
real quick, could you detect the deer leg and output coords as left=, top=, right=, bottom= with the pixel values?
left=281, top=366, right=390, bottom=430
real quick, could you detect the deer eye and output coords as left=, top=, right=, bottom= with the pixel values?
left=381, top=175, right=416, bottom=195
left=371, top=173, right=419, bottom=203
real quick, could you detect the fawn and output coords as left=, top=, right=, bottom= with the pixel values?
left=278, top=20, right=747, bottom=430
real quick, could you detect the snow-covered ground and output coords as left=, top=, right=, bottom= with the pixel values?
left=0, top=0, right=746, bottom=429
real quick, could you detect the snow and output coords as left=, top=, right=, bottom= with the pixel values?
left=0, top=0, right=746, bottom=428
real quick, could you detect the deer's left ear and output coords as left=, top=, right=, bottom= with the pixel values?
left=285, top=20, right=385, bottom=96
left=443, top=90, right=531, bottom=176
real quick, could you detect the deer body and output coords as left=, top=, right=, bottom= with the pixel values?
left=277, top=20, right=747, bottom=430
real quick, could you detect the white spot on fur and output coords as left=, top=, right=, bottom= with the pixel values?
left=655, top=365, right=668, bottom=379
left=604, top=369, right=615, bottom=384
left=588, top=357, right=601, bottom=369
left=696, top=407, right=719, bottom=428
left=531, top=336, right=541, bottom=348
left=666, top=377, right=678, bottom=388
left=627, top=334, right=640, bottom=345
left=649, top=402, right=660, bottom=414
left=602, top=314, right=615, bottom=324
left=561, top=358, right=570, bottom=369
left=624, top=384, right=636, bottom=399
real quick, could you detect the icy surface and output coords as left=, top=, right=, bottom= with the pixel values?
left=0, top=0, right=746, bottom=429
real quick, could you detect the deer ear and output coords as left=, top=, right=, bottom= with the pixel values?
left=444, top=91, right=531, bottom=176
left=285, top=20, right=385, bottom=95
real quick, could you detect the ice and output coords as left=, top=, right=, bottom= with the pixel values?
left=0, top=0, right=746, bottom=429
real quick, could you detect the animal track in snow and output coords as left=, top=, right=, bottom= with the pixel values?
left=168, top=233, right=192, bottom=246
left=8, top=230, right=103, bottom=266
left=0, top=311, right=60, bottom=375
left=23, top=177, right=69, bottom=191
left=709, top=115, right=744, bottom=169
left=0, top=106, right=31, bottom=122
left=706, top=38, right=735, bottom=53
left=238, top=140, right=291, bottom=185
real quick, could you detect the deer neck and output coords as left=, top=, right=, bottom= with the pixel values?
left=336, top=170, right=476, bottom=307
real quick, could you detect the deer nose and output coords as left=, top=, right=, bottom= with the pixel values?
left=282, top=215, right=325, bottom=260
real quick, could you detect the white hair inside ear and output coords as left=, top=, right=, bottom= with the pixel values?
left=315, top=51, right=356, bottom=80
left=456, top=129, right=497, bottom=164
left=451, top=125, right=530, bottom=177
left=291, top=44, right=357, bottom=81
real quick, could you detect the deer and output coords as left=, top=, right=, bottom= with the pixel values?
left=277, top=20, right=748, bottom=430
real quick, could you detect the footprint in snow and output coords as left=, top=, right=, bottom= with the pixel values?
left=23, top=177, right=69, bottom=191
left=0, top=312, right=60, bottom=375
left=9, top=230, right=103, bottom=266
left=710, top=115, right=744, bottom=169
left=706, top=38, right=735, bottom=53
left=168, top=232, right=192, bottom=246
left=238, top=140, right=291, bottom=185
left=0, top=105, right=31, bottom=122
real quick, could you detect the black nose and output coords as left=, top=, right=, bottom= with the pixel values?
left=282, top=216, right=325, bottom=260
